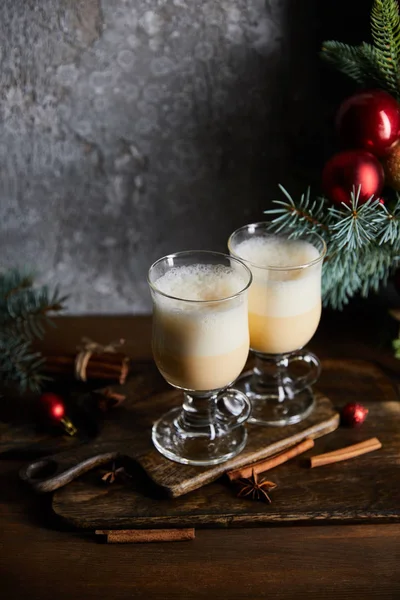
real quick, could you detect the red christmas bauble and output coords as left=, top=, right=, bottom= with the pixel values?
left=322, top=150, right=384, bottom=206
left=341, top=402, right=369, bottom=427
left=336, top=90, right=400, bottom=157
left=39, top=392, right=66, bottom=422
left=38, top=393, right=77, bottom=435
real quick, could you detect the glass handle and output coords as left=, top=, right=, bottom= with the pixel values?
left=286, top=351, right=321, bottom=394
left=215, top=388, right=252, bottom=430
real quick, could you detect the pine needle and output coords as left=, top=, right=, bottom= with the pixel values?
left=0, top=270, right=67, bottom=392
left=321, top=0, right=400, bottom=99
left=266, top=185, right=399, bottom=310
left=371, top=0, right=400, bottom=94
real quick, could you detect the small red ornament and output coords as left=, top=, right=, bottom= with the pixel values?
left=336, top=90, right=400, bottom=157
left=38, top=392, right=77, bottom=436
left=341, top=402, right=369, bottom=427
left=322, top=150, right=384, bottom=206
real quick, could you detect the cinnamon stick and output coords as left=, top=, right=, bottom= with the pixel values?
left=95, top=528, right=195, bottom=544
left=45, top=355, right=128, bottom=369
left=43, top=353, right=130, bottom=384
left=309, top=437, right=382, bottom=468
left=227, top=438, right=315, bottom=481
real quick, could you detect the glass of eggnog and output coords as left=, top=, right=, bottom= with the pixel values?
left=148, top=250, right=253, bottom=466
left=228, top=223, right=326, bottom=426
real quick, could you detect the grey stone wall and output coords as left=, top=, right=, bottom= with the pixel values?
left=0, top=0, right=323, bottom=313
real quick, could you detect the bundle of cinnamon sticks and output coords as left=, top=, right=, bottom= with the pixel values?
left=43, top=352, right=130, bottom=384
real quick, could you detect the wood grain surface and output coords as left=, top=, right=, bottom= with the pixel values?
left=2, top=312, right=400, bottom=599
left=2, top=454, right=399, bottom=600
left=19, top=364, right=338, bottom=496
left=51, top=359, right=400, bottom=530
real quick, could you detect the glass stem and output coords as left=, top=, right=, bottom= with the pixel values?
left=252, top=352, right=291, bottom=402
left=178, top=392, right=217, bottom=435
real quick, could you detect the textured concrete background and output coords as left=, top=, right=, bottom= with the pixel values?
left=0, top=1, right=349, bottom=313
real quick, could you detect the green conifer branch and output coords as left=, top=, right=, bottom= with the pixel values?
left=329, top=193, right=381, bottom=251
left=373, top=197, right=400, bottom=244
left=320, top=42, right=368, bottom=85
left=321, top=41, right=388, bottom=88
left=371, top=0, right=400, bottom=92
left=265, top=186, right=399, bottom=309
left=3, top=286, right=66, bottom=340
left=0, top=269, right=34, bottom=301
left=321, top=0, right=400, bottom=98
left=0, top=333, right=49, bottom=392
left=0, top=270, right=66, bottom=393
left=282, top=0, right=400, bottom=344
left=266, top=185, right=332, bottom=237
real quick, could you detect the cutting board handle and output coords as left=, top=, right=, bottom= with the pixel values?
left=20, top=449, right=119, bottom=493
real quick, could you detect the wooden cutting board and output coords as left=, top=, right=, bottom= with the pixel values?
left=51, top=360, right=400, bottom=529
left=19, top=360, right=338, bottom=497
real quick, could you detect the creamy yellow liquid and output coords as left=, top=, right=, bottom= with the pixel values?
left=232, top=237, right=322, bottom=354
left=154, top=341, right=249, bottom=391
left=249, top=304, right=321, bottom=354
left=152, top=265, right=249, bottom=391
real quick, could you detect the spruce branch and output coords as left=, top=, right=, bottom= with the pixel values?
left=361, top=43, right=397, bottom=91
left=329, top=188, right=381, bottom=251
left=373, top=195, right=400, bottom=244
left=0, top=269, right=34, bottom=301
left=0, top=333, right=48, bottom=393
left=0, top=270, right=67, bottom=393
left=265, top=185, right=332, bottom=237
left=321, top=0, right=400, bottom=98
left=320, top=41, right=366, bottom=84
left=321, top=41, right=387, bottom=88
left=265, top=185, right=399, bottom=310
left=1, top=285, right=66, bottom=340
left=371, top=0, right=400, bottom=93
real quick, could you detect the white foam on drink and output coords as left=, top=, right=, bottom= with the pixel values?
left=233, top=236, right=322, bottom=318
left=234, top=236, right=319, bottom=268
left=152, top=264, right=249, bottom=357
left=154, top=264, right=246, bottom=301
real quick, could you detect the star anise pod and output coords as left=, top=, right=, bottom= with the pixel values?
left=101, top=462, right=132, bottom=485
left=94, top=388, right=126, bottom=412
left=235, top=470, right=277, bottom=503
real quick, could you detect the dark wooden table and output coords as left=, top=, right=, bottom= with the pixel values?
left=1, top=309, right=400, bottom=599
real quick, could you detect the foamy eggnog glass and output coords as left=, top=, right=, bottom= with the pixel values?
left=148, top=250, right=253, bottom=465
left=228, top=224, right=326, bottom=426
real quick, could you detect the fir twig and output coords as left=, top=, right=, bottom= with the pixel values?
left=321, top=0, right=400, bottom=98
left=320, top=42, right=365, bottom=84
left=371, top=0, right=400, bottom=94
left=265, top=185, right=399, bottom=310
left=265, top=185, right=331, bottom=236
left=3, top=286, right=66, bottom=340
left=373, top=195, right=400, bottom=245
left=0, top=270, right=67, bottom=392
left=329, top=187, right=380, bottom=251
left=321, top=41, right=387, bottom=88
left=0, top=269, right=34, bottom=301
left=0, top=333, right=49, bottom=392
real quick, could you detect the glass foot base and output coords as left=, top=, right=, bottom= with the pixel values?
left=152, top=406, right=248, bottom=466
left=236, top=372, right=316, bottom=426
